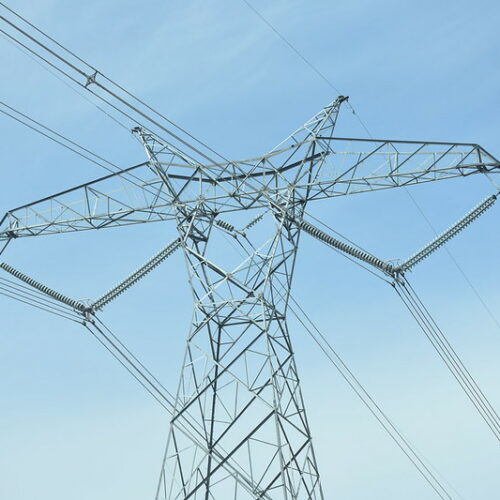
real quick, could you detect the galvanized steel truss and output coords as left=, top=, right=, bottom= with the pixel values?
left=0, top=97, right=500, bottom=499
left=2, top=5, right=500, bottom=497
left=2, top=95, right=500, bottom=499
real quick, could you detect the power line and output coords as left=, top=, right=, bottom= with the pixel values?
left=0, top=280, right=82, bottom=322
left=0, top=4, right=230, bottom=167
left=0, top=289, right=80, bottom=322
left=404, top=277, right=500, bottom=429
left=394, top=277, right=500, bottom=441
left=0, top=101, right=119, bottom=173
left=0, top=28, right=131, bottom=133
left=0, top=100, right=179, bottom=208
left=286, top=292, right=457, bottom=499
left=241, top=0, right=341, bottom=94
left=0, top=277, right=78, bottom=314
left=0, top=0, right=229, bottom=163
left=240, top=0, right=373, bottom=139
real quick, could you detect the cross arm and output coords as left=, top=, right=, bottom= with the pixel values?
left=207, top=98, right=499, bottom=205
left=0, top=162, right=178, bottom=241
left=292, top=137, right=500, bottom=201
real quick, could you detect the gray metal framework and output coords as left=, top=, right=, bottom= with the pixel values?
left=2, top=94, right=499, bottom=499
left=1, top=6, right=500, bottom=497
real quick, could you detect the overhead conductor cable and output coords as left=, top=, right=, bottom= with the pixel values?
left=394, top=277, right=500, bottom=441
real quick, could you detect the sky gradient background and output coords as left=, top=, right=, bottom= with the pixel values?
left=1, top=0, right=500, bottom=498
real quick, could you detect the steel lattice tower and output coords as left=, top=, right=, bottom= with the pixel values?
left=1, top=7, right=500, bottom=499
left=142, top=101, right=343, bottom=499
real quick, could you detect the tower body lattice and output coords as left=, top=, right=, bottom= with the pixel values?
left=1, top=77, right=499, bottom=498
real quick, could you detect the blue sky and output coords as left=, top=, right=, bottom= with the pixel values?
left=1, top=0, right=499, bottom=498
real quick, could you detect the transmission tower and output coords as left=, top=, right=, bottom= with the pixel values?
left=1, top=5, right=500, bottom=499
